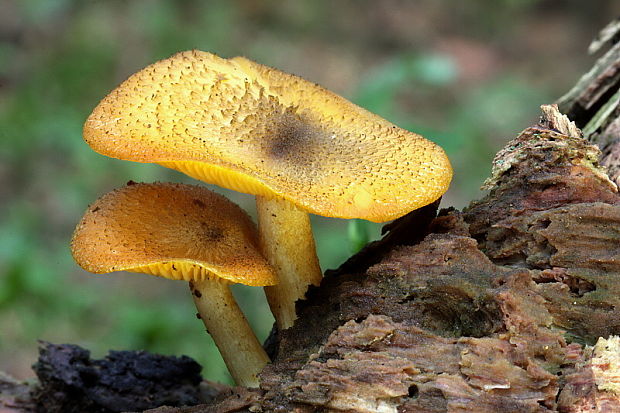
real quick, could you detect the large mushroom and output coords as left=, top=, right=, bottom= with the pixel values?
left=71, top=182, right=276, bottom=387
left=82, top=50, right=453, bottom=329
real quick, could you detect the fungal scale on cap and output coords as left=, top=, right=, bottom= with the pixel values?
left=84, top=50, right=452, bottom=223
left=71, top=182, right=277, bottom=287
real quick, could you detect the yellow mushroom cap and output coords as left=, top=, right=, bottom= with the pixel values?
left=71, top=182, right=277, bottom=286
left=84, top=50, right=453, bottom=223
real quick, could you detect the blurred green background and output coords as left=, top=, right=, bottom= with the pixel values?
left=1, top=0, right=617, bottom=384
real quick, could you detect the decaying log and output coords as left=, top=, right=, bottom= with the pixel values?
left=31, top=342, right=205, bottom=413
left=250, top=109, right=620, bottom=412
left=2, top=340, right=260, bottom=413
left=139, top=107, right=620, bottom=412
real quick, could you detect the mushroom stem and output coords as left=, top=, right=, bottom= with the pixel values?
left=256, top=196, right=322, bottom=330
left=190, top=278, right=269, bottom=387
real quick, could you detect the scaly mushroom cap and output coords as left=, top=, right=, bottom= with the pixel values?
left=84, top=50, right=452, bottom=222
left=71, top=182, right=277, bottom=286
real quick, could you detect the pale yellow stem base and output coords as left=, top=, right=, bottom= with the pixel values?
left=190, top=279, right=269, bottom=387
left=256, top=196, right=322, bottom=330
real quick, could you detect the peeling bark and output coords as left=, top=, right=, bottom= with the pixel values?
left=558, top=18, right=620, bottom=186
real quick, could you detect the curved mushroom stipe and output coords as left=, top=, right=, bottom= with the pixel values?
left=257, top=196, right=322, bottom=328
left=190, top=278, right=269, bottom=387
left=71, top=182, right=275, bottom=386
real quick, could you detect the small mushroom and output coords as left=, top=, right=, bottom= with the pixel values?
left=83, top=50, right=453, bottom=329
left=71, top=182, right=276, bottom=387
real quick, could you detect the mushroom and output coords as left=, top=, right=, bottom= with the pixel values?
left=82, top=50, right=453, bottom=329
left=71, top=182, right=276, bottom=387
